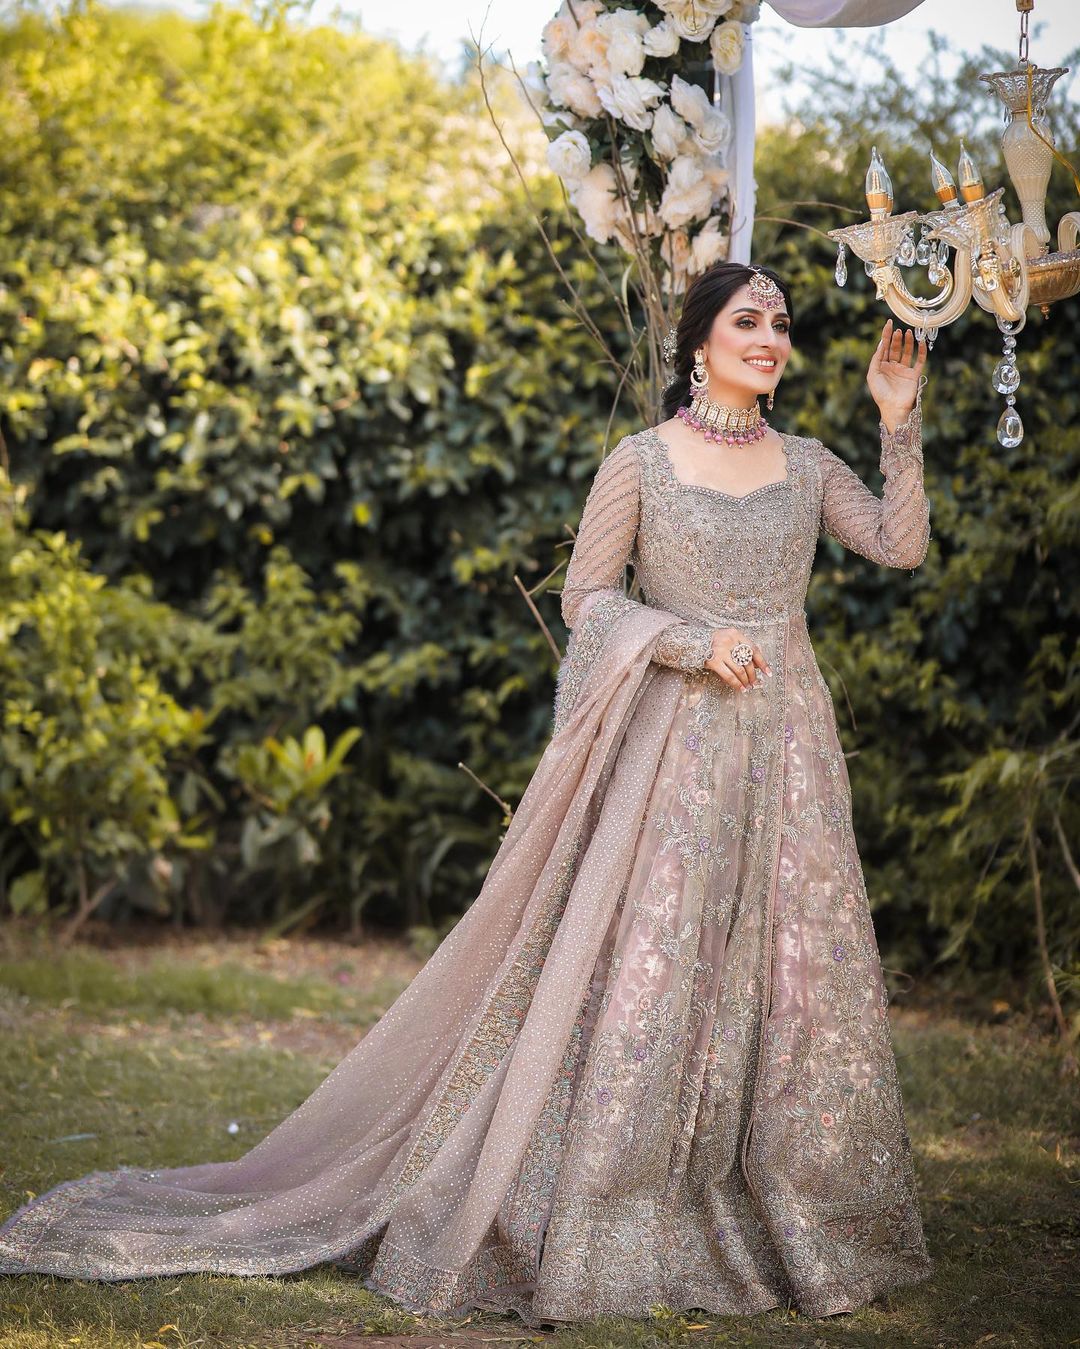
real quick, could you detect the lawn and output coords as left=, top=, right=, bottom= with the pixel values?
left=0, top=931, right=1076, bottom=1349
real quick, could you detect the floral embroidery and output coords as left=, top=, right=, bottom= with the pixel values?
left=0, top=416, right=933, bottom=1325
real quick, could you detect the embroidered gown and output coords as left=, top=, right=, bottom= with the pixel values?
left=0, top=407, right=934, bottom=1323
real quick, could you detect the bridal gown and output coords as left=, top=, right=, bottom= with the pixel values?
left=0, top=405, right=935, bottom=1323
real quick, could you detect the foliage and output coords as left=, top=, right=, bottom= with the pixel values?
left=0, top=503, right=206, bottom=935
left=0, top=4, right=1076, bottom=1031
left=0, top=0, right=630, bottom=938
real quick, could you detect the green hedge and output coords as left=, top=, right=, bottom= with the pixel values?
left=0, top=4, right=1077, bottom=1027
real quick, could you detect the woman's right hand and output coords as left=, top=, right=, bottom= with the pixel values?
left=704, top=628, right=772, bottom=691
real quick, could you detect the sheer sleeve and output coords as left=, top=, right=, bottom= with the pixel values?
left=560, top=437, right=716, bottom=672
left=815, top=390, right=931, bottom=570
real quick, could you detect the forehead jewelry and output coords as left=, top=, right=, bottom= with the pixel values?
left=747, top=268, right=786, bottom=312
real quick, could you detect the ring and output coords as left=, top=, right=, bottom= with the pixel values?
left=730, top=642, right=754, bottom=666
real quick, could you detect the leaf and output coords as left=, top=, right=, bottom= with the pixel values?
left=9, top=870, right=47, bottom=916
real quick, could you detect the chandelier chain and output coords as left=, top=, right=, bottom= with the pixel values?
left=1017, top=0, right=1033, bottom=66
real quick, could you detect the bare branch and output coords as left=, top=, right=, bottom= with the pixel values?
left=815, top=654, right=858, bottom=732
left=514, top=573, right=563, bottom=663
left=457, top=760, right=513, bottom=821
left=472, top=36, right=613, bottom=360
left=1050, top=807, right=1080, bottom=896
left=1026, top=821, right=1079, bottom=1072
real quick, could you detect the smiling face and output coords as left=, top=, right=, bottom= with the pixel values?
left=696, top=282, right=792, bottom=408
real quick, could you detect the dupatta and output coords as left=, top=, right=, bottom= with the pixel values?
left=0, top=593, right=684, bottom=1300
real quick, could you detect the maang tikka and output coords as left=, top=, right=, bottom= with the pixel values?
left=747, top=267, right=786, bottom=312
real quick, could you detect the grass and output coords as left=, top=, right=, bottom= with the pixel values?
left=0, top=948, right=410, bottom=1026
left=1, top=934, right=1078, bottom=1349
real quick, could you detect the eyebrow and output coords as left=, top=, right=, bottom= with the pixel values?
left=733, top=307, right=790, bottom=318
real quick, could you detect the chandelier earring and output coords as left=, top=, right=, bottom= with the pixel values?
left=767, top=386, right=776, bottom=412
left=690, top=349, right=709, bottom=391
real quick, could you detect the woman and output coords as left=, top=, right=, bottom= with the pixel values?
left=0, top=262, right=933, bottom=1323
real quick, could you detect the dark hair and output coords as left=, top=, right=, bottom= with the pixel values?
left=659, top=262, right=795, bottom=421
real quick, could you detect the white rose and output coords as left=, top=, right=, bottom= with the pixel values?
left=689, top=216, right=730, bottom=272
left=650, top=103, right=690, bottom=161
left=547, top=61, right=604, bottom=118
left=642, top=18, right=681, bottom=59
left=567, top=12, right=613, bottom=78
left=710, top=20, right=745, bottom=76
left=660, top=226, right=687, bottom=273
left=598, top=6, right=651, bottom=77
left=658, top=153, right=715, bottom=229
left=547, top=129, right=592, bottom=184
left=660, top=227, right=692, bottom=291
left=655, top=0, right=732, bottom=42
left=701, top=159, right=730, bottom=197
left=615, top=147, right=640, bottom=196
left=543, top=1, right=604, bottom=68
left=691, top=104, right=731, bottom=155
left=669, top=73, right=711, bottom=130
left=612, top=199, right=663, bottom=252
left=540, top=8, right=575, bottom=64
left=596, top=74, right=664, bottom=132
left=570, top=162, right=619, bottom=243
left=599, top=6, right=651, bottom=35
left=540, top=106, right=582, bottom=131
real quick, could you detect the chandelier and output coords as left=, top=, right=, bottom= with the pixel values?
left=827, top=0, right=1080, bottom=447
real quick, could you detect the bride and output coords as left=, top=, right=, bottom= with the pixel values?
left=0, top=261, right=933, bottom=1324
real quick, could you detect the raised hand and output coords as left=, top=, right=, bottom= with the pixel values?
left=867, top=319, right=928, bottom=431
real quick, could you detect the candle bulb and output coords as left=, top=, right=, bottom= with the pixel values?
left=865, top=145, right=894, bottom=216
left=929, top=145, right=959, bottom=207
left=957, top=138, right=985, bottom=202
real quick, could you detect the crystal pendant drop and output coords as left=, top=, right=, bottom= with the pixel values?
left=992, top=361, right=1021, bottom=395
left=898, top=235, right=917, bottom=267
left=915, top=237, right=932, bottom=266
left=835, top=243, right=847, bottom=287
left=997, top=405, right=1024, bottom=448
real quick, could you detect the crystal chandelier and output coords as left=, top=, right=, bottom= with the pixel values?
left=827, top=0, right=1080, bottom=447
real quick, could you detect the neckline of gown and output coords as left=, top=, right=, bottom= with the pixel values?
left=644, top=425, right=795, bottom=504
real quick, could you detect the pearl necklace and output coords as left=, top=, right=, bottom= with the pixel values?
left=676, top=393, right=768, bottom=446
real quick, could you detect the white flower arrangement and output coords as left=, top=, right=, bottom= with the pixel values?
left=493, top=0, right=760, bottom=423
left=529, top=0, right=760, bottom=299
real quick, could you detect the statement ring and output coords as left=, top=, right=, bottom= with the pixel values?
left=730, top=642, right=754, bottom=667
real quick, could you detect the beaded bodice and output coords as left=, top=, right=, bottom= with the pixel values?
left=635, top=428, right=816, bottom=628
left=561, top=410, right=930, bottom=672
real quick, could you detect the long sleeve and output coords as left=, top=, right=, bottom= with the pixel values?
left=816, top=391, right=931, bottom=570
left=560, top=438, right=716, bottom=672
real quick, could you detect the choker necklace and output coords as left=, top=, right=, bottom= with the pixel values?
left=676, top=393, right=768, bottom=446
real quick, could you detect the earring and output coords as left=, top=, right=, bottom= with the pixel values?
left=766, top=387, right=775, bottom=412
left=690, top=349, right=709, bottom=390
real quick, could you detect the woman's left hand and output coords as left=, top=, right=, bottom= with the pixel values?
left=866, top=318, right=927, bottom=432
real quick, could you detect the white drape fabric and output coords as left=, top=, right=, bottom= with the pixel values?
left=727, top=1, right=930, bottom=260
left=722, top=26, right=757, bottom=265
left=765, top=0, right=929, bottom=26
